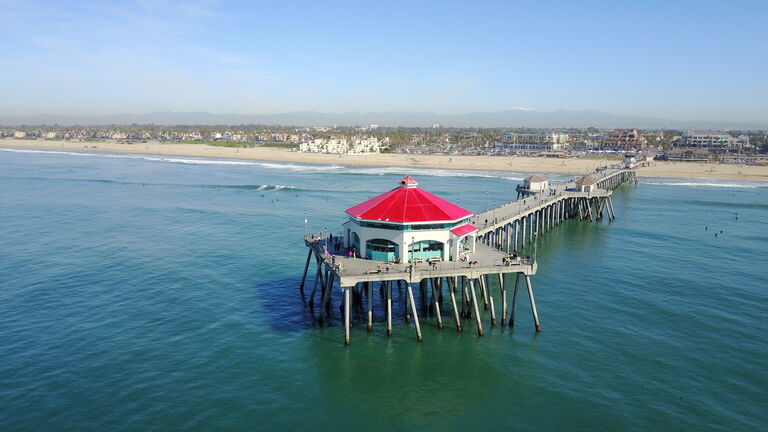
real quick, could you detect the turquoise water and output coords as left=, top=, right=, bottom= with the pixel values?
left=1, top=148, right=766, bottom=431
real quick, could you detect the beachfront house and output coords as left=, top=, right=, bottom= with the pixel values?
left=343, top=176, right=477, bottom=263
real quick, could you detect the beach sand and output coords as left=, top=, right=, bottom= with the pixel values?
left=3, top=138, right=767, bottom=181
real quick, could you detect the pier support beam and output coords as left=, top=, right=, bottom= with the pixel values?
left=608, top=196, right=617, bottom=220
left=514, top=221, right=519, bottom=253
left=469, top=279, right=483, bottom=336
left=406, top=283, right=423, bottom=342
left=525, top=275, right=541, bottom=332
left=461, top=277, right=469, bottom=318
left=432, top=278, right=443, bottom=329
left=344, top=286, right=351, bottom=345
left=367, top=282, right=373, bottom=332
left=499, top=273, right=506, bottom=326
left=308, top=256, right=322, bottom=307
left=480, top=275, right=489, bottom=310
left=319, top=269, right=334, bottom=323
left=386, top=281, right=392, bottom=336
left=509, top=273, right=519, bottom=327
left=299, top=249, right=312, bottom=295
left=449, top=276, right=462, bottom=332
left=488, top=276, right=497, bottom=326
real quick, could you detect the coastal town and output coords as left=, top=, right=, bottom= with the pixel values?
left=2, top=125, right=766, bottom=165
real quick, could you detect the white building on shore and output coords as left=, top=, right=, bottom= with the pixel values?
left=299, top=136, right=380, bottom=154
left=678, top=131, right=733, bottom=149
left=497, top=132, right=569, bottom=151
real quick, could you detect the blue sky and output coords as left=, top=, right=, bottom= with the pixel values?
left=1, top=0, right=766, bottom=121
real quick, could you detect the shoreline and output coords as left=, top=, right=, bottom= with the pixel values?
left=3, top=138, right=768, bottom=181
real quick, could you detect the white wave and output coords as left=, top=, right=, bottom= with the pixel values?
left=643, top=181, right=765, bottom=189
left=146, top=157, right=258, bottom=166
left=340, top=165, right=530, bottom=181
left=0, top=148, right=119, bottom=158
left=0, top=147, right=564, bottom=182
left=0, top=147, right=344, bottom=172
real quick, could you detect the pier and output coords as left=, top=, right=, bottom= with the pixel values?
left=299, top=166, right=638, bottom=344
left=477, top=166, right=637, bottom=253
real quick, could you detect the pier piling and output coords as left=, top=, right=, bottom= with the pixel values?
left=367, top=282, right=373, bottom=332
left=499, top=273, right=506, bottom=326
left=344, top=286, right=351, bottom=345
left=432, top=278, right=443, bottom=329
left=525, top=275, right=541, bottom=332
left=386, top=281, right=392, bottom=336
left=469, top=279, right=483, bottom=336
left=406, top=284, right=422, bottom=342
left=449, top=276, right=462, bottom=332
left=510, top=273, right=519, bottom=328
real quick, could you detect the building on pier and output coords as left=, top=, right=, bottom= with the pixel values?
left=573, top=175, right=598, bottom=192
left=623, top=152, right=637, bottom=168
left=523, top=175, right=549, bottom=192
left=516, top=174, right=550, bottom=199
left=343, top=176, right=478, bottom=263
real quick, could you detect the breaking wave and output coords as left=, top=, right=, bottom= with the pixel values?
left=337, top=165, right=532, bottom=181
left=207, top=184, right=298, bottom=192
left=0, top=148, right=343, bottom=172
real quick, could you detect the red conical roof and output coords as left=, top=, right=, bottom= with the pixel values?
left=346, top=177, right=472, bottom=223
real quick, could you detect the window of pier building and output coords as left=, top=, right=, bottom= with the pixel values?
left=408, top=240, right=445, bottom=261
left=365, top=239, right=399, bottom=262
left=355, top=220, right=403, bottom=230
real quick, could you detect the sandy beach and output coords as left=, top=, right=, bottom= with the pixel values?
left=3, top=138, right=767, bottom=181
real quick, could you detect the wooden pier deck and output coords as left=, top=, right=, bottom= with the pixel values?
left=305, top=237, right=536, bottom=287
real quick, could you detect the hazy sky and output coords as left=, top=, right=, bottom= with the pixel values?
left=1, top=0, right=766, bottom=121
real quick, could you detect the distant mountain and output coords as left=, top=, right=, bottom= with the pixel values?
left=0, top=110, right=765, bottom=130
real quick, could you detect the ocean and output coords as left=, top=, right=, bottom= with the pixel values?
left=1, top=148, right=766, bottom=431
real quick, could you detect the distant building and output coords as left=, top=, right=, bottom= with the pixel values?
left=497, top=132, right=569, bottom=151
left=299, top=137, right=380, bottom=154
left=666, top=148, right=711, bottom=162
left=678, top=131, right=733, bottom=149
left=735, top=135, right=751, bottom=150
left=601, top=128, right=646, bottom=150
left=13, top=131, right=26, bottom=138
